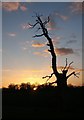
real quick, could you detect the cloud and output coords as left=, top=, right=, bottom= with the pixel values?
left=43, top=49, right=49, bottom=53
left=66, top=33, right=77, bottom=44
left=70, top=33, right=77, bottom=39
left=70, top=2, right=82, bottom=14
left=33, top=52, right=41, bottom=55
left=67, top=40, right=77, bottom=44
left=33, top=47, right=75, bottom=57
left=32, top=42, right=45, bottom=48
left=47, top=12, right=68, bottom=31
left=22, top=47, right=28, bottom=50
left=52, top=36, right=63, bottom=45
left=47, top=20, right=56, bottom=31
left=2, top=2, right=27, bottom=12
left=2, top=2, right=20, bottom=11
left=33, top=49, right=49, bottom=58
left=33, top=51, right=49, bottom=58
left=47, top=15, right=58, bottom=31
left=8, top=33, right=16, bottom=37
left=55, top=48, right=74, bottom=56
left=21, top=41, right=29, bottom=50
left=21, top=23, right=32, bottom=30
left=47, top=21, right=60, bottom=31
left=78, top=69, right=84, bottom=72
left=55, top=12, right=69, bottom=21
left=20, top=5, right=27, bottom=11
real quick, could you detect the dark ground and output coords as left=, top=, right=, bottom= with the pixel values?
left=2, top=85, right=84, bottom=119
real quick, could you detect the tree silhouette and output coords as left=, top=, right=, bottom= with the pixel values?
left=8, top=84, right=19, bottom=90
left=29, top=14, right=79, bottom=88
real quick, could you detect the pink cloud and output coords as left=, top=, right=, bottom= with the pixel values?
left=47, top=18, right=57, bottom=31
left=55, top=48, right=74, bottom=56
left=47, top=14, right=63, bottom=31
left=77, top=69, right=84, bottom=72
left=2, top=2, right=27, bottom=12
left=33, top=47, right=75, bottom=57
left=70, top=2, right=82, bottom=14
left=32, top=42, right=45, bottom=48
left=21, top=23, right=32, bottom=30
left=52, top=36, right=62, bottom=45
left=20, top=5, right=27, bottom=11
left=33, top=52, right=41, bottom=55
left=2, top=2, right=20, bottom=11
left=33, top=51, right=49, bottom=58
left=47, top=22, right=55, bottom=31
left=8, top=33, right=16, bottom=37
left=55, top=12, right=69, bottom=21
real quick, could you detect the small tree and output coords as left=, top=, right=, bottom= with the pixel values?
left=29, top=14, right=79, bottom=88
left=8, top=84, right=19, bottom=90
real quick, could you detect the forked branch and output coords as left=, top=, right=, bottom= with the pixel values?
left=64, top=58, right=68, bottom=70
left=42, top=73, right=54, bottom=82
left=61, top=58, right=67, bottom=72
left=43, top=16, right=50, bottom=26
left=73, top=72, right=80, bottom=78
left=62, top=58, right=73, bottom=72
left=67, top=71, right=80, bottom=79
left=67, top=61, right=73, bottom=70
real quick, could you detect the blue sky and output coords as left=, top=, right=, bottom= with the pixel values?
left=2, top=2, right=83, bottom=87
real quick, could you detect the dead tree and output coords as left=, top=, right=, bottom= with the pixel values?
left=29, top=14, right=79, bottom=88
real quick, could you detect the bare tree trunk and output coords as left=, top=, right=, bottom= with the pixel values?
left=29, top=14, right=79, bottom=88
left=44, top=34, right=58, bottom=75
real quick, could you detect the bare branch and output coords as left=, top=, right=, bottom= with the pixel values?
left=64, top=58, right=68, bottom=70
left=36, top=16, right=43, bottom=25
left=42, top=73, right=54, bottom=82
left=28, top=22, right=39, bottom=28
left=67, top=61, right=73, bottom=70
left=33, top=34, right=44, bottom=38
left=32, top=12, right=43, bottom=18
left=36, top=27, right=41, bottom=32
left=48, top=16, right=50, bottom=23
left=43, top=16, right=50, bottom=25
left=62, top=59, right=74, bottom=72
left=35, top=13, right=43, bottom=18
left=66, top=71, right=75, bottom=79
left=48, top=49, right=52, bottom=52
left=73, top=72, right=80, bottom=78
left=48, top=81, right=57, bottom=85
left=66, top=71, right=79, bottom=79
left=61, top=58, right=68, bottom=72
left=46, top=43, right=50, bottom=46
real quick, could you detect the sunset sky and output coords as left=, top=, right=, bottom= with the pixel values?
left=2, top=2, right=83, bottom=87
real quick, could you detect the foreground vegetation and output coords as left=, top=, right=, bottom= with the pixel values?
left=2, top=83, right=84, bottom=119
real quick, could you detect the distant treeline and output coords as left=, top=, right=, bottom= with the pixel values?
left=3, top=83, right=83, bottom=108
left=3, top=82, right=83, bottom=90
left=2, top=83, right=84, bottom=119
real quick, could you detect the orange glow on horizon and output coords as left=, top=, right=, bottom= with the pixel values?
left=2, top=67, right=83, bottom=88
